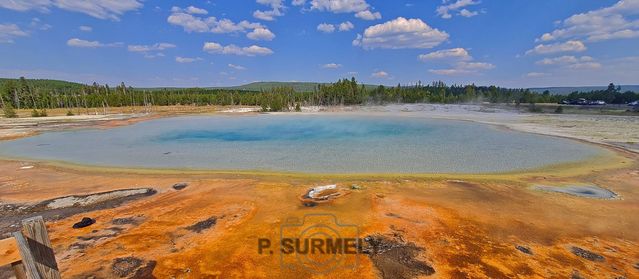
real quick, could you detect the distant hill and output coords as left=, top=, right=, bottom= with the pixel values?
left=529, top=85, right=639, bottom=95
left=4, top=77, right=636, bottom=95
left=0, top=78, right=85, bottom=91
left=209, top=81, right=380, bottom=92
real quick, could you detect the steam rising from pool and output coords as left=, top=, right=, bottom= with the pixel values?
left=0, top=115, right=607, bottom=173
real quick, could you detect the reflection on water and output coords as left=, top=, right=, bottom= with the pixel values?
left=0, top=115, right=607, bottom=173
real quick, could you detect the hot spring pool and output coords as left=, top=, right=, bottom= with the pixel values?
left=0, top=115, right=608, bottom=173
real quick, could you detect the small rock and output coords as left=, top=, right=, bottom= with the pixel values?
left=172, top=182, right=188, bottom=190
left=133, top=260, right=157, bottom=278
left=633, top=262, right=639, bottom=270
left=306, top=184, right=337, bottom=199
left=185, top=216, right=217, bottom=233
left=516, top=245, right=533, bottom=255
left=571, top=246, right=605, bottom=262
left=571, top=271, right=585, bottom=279
left=112, top=217, right=139, bottom=225
left=112, top=257, right=143, bottom=277
left=72, top=217, right=95, bottom=229
left=351, top=184, right=362, bottom=190
left=302, top=202, right=317, bottom=207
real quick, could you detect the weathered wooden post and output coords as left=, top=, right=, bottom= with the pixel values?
left=1, top=216, right=60, bottom=279
left=12, top=232, right=41, bottom=279
left=20, top=216, right=61, bottom=279
left=0, top=236, right=27, bottom=279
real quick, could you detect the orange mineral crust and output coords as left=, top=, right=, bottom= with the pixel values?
left=0, top=157, right=638, bottom=278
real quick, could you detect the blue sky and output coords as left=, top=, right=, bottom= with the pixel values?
left=1, top=0, right=638, bottom=88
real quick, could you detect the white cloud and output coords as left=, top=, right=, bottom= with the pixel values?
left=127, top=43, right=176, bottom=52
left=535, top=55, right=593, bottom=65
left=79, top=25, right=92, bottom=32
left=322, top=63, right=342, bottom=69
left=353, top=17, right=449, bottom=49
left=175, top=56, right=202, bottom=63
left=0, top=23, right=28, bottom=43
left=310, top=0, right=369, bottom=13
left=421, top=47, right=494, bottom=75
left=526, top=72, right=548, bottom=78
left=538, top=0, right=639, bottom=42
left=355, top=10, right=381, bottom=20
left=170, top=6, right=208, bottom=15
left=203, top=42, right=274, bottom=56
left=535, top=55, right=601, bottom=70
left=457, top=61, right=494, bottom=70
left=459, top=9, right=478, bottom=17
left=436, top=0, right=481, bottom=19
left=588, top=29, right=639, bottom=42
left=167, top=9, right=275, bottom=41
left=318, top=21, right=353, bottom=33
left=429, top=61, right=494, bottom=75
left=66, top=38, right=122, bottom=48
left=371, top=71, right=389, bottom=78
left=338, top=21, right=354, bottom=31
left=568, top=62, right=602, bottom=70
left=253, top=9, right=283, bottom=21
left=0, top=0, right=51, bottom=12
left=57, top=0, right=142, bottom=20
left=428, top=69, right=463, bottom=75
left=29, top=17, right=51, bottom=30
left=292, top=0, right=306, bottom=6
left=310, top=0, right=381, bottom=19
left=0, top=0, right=143, bottom=20
left=228, top=63, right=247, bottom=70
left=210, top=19, right=264, bottom=34
left=185, top=6, right=208, bottom=15
left=317, top=23, right=335, bottom=33
left=526, top=40, right=587, bottom=55
left=253, top=0, right=285, bottom=21
left=418, top=48, right=471, bottom=61
left=167, top=12, right=210, bottom=32
left=247, top=27, right=276, bottom=40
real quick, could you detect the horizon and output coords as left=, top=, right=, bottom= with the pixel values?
left=1, top=1, right=639, bottom=88
left=2, top=76, right=638, bottom=91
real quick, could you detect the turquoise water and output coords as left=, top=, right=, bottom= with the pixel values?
left=0, top=115, right=606, bottom=173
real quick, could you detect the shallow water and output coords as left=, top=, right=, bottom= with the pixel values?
left=0, top=114, right=607, bottom=173
left=533, top=185, right=617, bottom=199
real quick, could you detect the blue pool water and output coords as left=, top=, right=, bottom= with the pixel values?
left=0, top=115, right=607, bottom=173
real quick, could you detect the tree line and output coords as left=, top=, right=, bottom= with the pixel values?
left=561, top=83, right=638, bottom=104
left=2, top=77, right=638, bottom=117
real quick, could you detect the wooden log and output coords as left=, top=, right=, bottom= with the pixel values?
left=12, top=232, right=41, bottom=279
left=21, top=216, right=61, bottom=279
left=0, top=237, right=21, bottom=266
left=12, top=261, right=27, bottom=279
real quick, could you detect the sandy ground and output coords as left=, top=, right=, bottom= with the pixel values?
left=0, top=104, right=638, bottom=278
